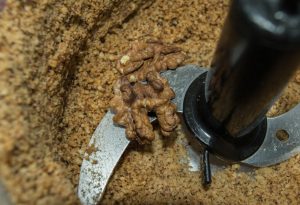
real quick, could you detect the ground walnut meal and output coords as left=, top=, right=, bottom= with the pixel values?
left=0, top=0, right=300, bottom=205
left=110, top=41, right=185, bottom=144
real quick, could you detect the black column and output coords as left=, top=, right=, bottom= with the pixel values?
left=205, top=0, right=300, bottom=137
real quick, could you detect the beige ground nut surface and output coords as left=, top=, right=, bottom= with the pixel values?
left=0, top=0, right=299, bottom=204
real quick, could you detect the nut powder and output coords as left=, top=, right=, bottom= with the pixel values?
left=0, top=0, right=299, bottom=204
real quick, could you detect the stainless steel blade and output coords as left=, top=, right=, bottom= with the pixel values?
left=0, top=180, right=12, bottom=205
left=77, top=111, right=130, bottom=205
left=178, top=103, right=300, bottom=172
left=78, top=65, right=206, bottom=205
left=242, top=103, right=300, bottom=167
left=78, top=64, right=300, bottom=205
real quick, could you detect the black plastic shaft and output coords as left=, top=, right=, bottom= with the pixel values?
left=205, top=0, right=300, bottom=137
left=202, top=149, right=211, bottom=185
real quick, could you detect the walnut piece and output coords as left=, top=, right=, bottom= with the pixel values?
left=111, top=41, right=185, bottom=144
left=117, top=40, right=186, bottom=82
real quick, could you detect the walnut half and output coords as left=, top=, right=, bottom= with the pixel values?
left=110, top=41, right=185, bottom=144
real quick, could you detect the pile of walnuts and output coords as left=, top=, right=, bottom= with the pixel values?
left=110, top=40, right=186, bottom=144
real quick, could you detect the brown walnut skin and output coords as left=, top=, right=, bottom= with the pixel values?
left=111, top=41, right=185, bottom=144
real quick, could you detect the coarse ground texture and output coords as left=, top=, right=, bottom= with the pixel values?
left=0, top=0, right=300, bottom=205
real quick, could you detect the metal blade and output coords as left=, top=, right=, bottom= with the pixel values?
left=77, top=65, right=206, bottom=205
left=242, top=103, right=300, bottom=167
left=161, top=65, right=206, bottom=112
left=78, top=63, right=300, bottom=205
left=78, top=111, right=130, bottom=205
left=0, top=180, right=12, bottom=205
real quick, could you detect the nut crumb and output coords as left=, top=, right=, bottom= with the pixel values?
left=120, top=55, right=130, bottom=65
left=86, top=144, right=97, bottom=156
